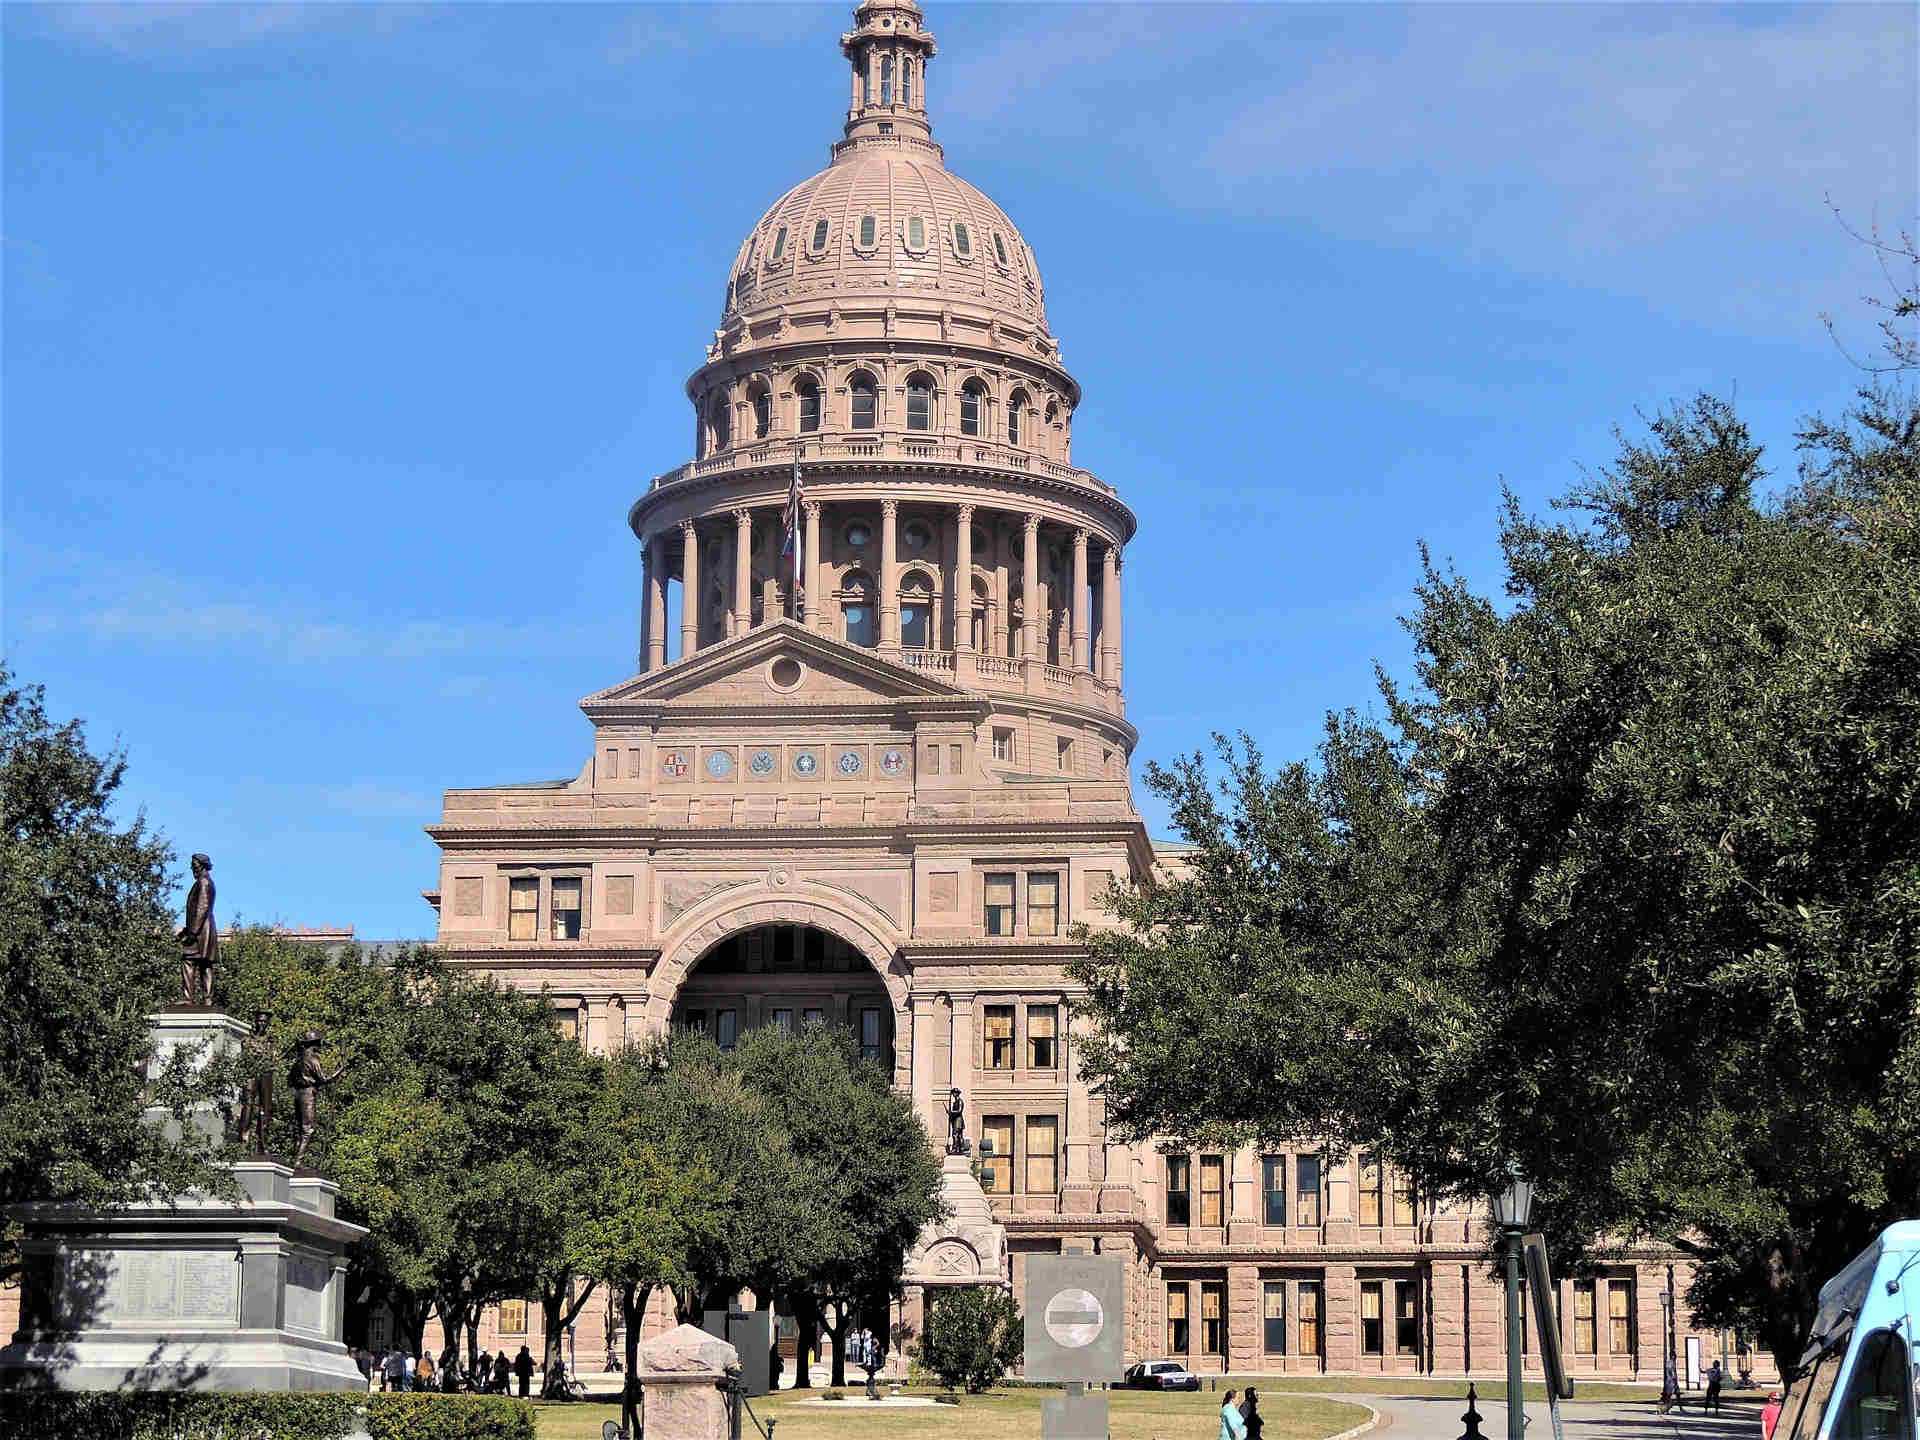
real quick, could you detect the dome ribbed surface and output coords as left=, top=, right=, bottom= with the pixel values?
left=724, top=150, right=1048, bottom=332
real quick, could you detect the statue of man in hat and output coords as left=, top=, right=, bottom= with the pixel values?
left=232, top=1011, right=276, bottom=1157
left=289, top=1031, right=345, bottom=1168
left=177, top=853, right=218, bottom=1007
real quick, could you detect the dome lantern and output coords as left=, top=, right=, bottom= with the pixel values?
left=840, top=0, right=938, bottom=149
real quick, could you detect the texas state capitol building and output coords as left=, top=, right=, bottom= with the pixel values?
left=426, top=0, right=1733, bottom=1384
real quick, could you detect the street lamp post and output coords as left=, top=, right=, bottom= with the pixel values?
left=1659, top=1277, right=1679, bottom=1411
left=1490, top=1170, right=1536, bottom=1440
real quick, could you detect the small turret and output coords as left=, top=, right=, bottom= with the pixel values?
left=841, top=0, right=937, bottom=146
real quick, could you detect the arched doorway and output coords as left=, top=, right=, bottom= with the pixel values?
left=671, top=923, right=896, bottom=1075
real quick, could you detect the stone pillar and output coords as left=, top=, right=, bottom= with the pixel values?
left=804, top=500, right=823, bottom=631
left=638, top=536, right=654, bottom=672
left=1021, top=514, right=1040, bottom=679
left=948, top=995, right=973, bottom=1096
left=910, top=992, right=941, bottom=1142
left=679, top=519, right=700, bottom=660
left=953, top=503, right=974, bottom=653
left=1323, top=1263, right=1359, bottom=1374
left=733, top=508, right=753, bottom=637
left=1101, top=544, right=1121, bottom=687
left=880, top=498, right=900, bottom=651
left=1071, top=529, right=1090, bottom=671
left=646, top=535, right=668, bottom=672
left=638, top=1323, right=736, bottom=1440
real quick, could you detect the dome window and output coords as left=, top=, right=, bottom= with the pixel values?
left=708, top=394, right=732, bottom=454
left=993, top=232, right=1010, bottom=266
left=858, top=214, right=878, bottom=250
left=906, top=215, right=927, bottom=252
left=849, top=373, right=877, bottom=430
left=845, top=520, right=872, bottom=549
left=1007, top=389, right=1028, bottom=446
left=880, top=56, right=893, bottom=105
left=951, top=220, right=972, bottom=259
left=905, top=375, right=933, bottom=431
left=902, top=58, right=913, bottom=106
left=810, top=219, right=831, bottom=254
left=769, top=226, right=788, bottom=263
left=753, top=387, right=771, bottom=440
left=796, top=378, right=821, bottom=433
left=960, top=380, right=985, bottom=437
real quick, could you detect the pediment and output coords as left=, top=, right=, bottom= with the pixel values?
left=582, top=621, right=971, bottom=717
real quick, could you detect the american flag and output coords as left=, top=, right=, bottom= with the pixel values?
left=781, top=448, right=804, bottom=610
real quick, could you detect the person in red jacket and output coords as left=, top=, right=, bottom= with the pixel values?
left=1762, top=1390, right=1785, bottom=1440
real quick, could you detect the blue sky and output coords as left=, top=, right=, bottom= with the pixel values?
left=5, top=1, right=1914, bottom=938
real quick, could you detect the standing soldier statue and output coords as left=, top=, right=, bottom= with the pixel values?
left=289, top=1031, right=345, bottom=1168
left=232, top=1011, right=275, bottom=1156
left=177, top=852, right=218, bottom=1007
left=945, top=1086, right=970, bottom=1155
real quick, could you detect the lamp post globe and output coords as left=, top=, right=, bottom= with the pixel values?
left=1493, top=1167, right=1533, bottom=1440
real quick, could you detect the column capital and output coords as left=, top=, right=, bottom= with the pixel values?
left=1073, top=528, right=1090, bottom=548
left=956, top=502, right=975, bottom=524
left=803, top=499, right=821, bottom=519
left=678, top=517, right=696, bottom=538
left=731, top=507, right=752, bottom=525
left=1023, top=512, right=1040, bottom=537
left=881, top=497, right=899, bottom=518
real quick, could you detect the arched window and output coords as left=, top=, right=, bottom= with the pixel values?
left=849, top=373, right=877, bottom=430
left=858, top=214, right=878, bottom=249
left=1007, top=389, right=1028, bottom=446
left=906, top=215, right=926, bottom=251
left=795, top=378, right=821, bottom=433
left=906, top=375, right=933, bottom=431
left=902, top=58, right=913, bottom=107
left=900, top=572, right=934, bottom=649
left=769, top=226, right=788, bottom=262
left=709, top=394, right=732, bottom=452
left=993, top=232, right=1010, bottom=266
left=811, top=218, right=831, bottom=254
left=842, top=571, right=877, bottom=648
left=1044, top=401, right=1059, bottom=456
left=971, top=576, right=991, bottom=652
left=952, top=221, right=972, bottom=258
left=880, top=56, right=893, bottom=105
left=960, top=381, right=985, bottom=436
left=752, top=386, right=771, bottom=439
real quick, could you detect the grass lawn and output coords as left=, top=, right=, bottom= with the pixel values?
left=529, top=1388, right=1369, bottom=1440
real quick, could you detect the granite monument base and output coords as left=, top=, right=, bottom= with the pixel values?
left=0, top=1159, right=369, bottom=1392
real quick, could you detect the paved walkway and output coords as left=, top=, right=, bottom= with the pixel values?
left=1323, top=1391, right=1761, bottom=1440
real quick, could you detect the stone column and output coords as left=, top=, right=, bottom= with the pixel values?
left=645, top=535, right=668, bottom=672
left=732, top=508, right=753, bottom=638
left=638, top=535, right=655, bottom=672
left=803, top=500, right=823, bottom=630
left=1100, top=543, right=1119, bottom=685
left=1111, top=550, right=1124, bottom=691
left=910, top=991, right=941, bottom=1140
left=679, top=519, right=700, bottom=659
left=1071, top=529, right=1090, bottom=671
left=1021, top=514, right=1041, bottom=680
left=953, top=503, right=974, bottom=653
left=880, top=498, right=900, bottom=651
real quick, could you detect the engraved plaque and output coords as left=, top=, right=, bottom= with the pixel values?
left=929, top=871, right=959, bottom=912
left=606, top=875, right=636, bottom=916
left=285, top=1253, right=329, bottom=1336
left=179, top=1252, right=238, bottom=1325
left=96, top=1249, right=238, bottom=1329
left=453, top=876, right=484, bottom=917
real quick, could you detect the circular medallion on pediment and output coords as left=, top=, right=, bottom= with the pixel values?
left=705, top=750, right=735, bottom=780
left=880, top=747, right=907, bottom=777
left=837, top=749, right=864, bottom=776
left=660, top=749, right=689, bottom=779
left=748, top=748, right=777, bottom=777
left=793, top=750, right=820, bottom=777
left=768, top=656, right=804, bottom=692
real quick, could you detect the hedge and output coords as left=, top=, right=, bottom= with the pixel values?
left=0, top=1391, right=535, bottom=1440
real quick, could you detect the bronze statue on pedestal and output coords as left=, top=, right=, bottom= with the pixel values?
left=232, top=1011, right=275, bottom=1157
left=289, top=1031, right=344, bottom=1168
left=176, top=853, right=218, bottom=1008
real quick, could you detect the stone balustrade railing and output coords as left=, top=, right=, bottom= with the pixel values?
left=647, top=433, right=1113, bottom=497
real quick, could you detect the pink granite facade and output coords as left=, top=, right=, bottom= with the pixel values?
left=407, top=0, right=1763, bottom=1385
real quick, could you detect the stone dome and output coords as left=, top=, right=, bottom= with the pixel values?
left=722, top=150, right=1050, bottom=335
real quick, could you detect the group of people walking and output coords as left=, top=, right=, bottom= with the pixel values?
left=351, top=1343, right=537, bottom=1397
left=1218, top=1387, right=1266, bottom=1440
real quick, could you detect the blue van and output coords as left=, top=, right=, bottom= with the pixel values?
left=1775, top=1221, right=1919, bottom=1440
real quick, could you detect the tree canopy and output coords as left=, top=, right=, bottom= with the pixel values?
left=1073, top=391, right=1920, bottom=1378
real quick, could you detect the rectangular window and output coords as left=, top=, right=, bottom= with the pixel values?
left=499, top=1299, right=528, bottom=1336
left=1200, top=1281, right=1225, bottom=1355
left=1025, top=1115, right=1058, bottom=1194
left=771, top=1008, right=793, bottom=1034
left=1358, top=1153, right=1383, bottom=1226
left=1057, top=736, right=1072, bottom=771
left=981, top=1116, right=1013, bottom=1194
left=1166, top=1154, right=1192, bottom=1225
left=906, top=386, right=931, bottom=430
left=1299, top=1282, right=1322, bottom=1356
left=683, top=1009, right=708, bottom=1037
left=1262, top=1156, right=1287, bottom=1226
left=984, top=1006, right=1015, bottom=1069
left=1028, top=1005, right=1058, bottom=1068
left=550, top=877, right=583, bottom=941
left=859, top=1007, right=883, bottom=1064
left=1199, top=1155, right=1225, bottom=1226
left=1608, top=1281, right=1633, bottom=1355
left=715, top=1008, right=738, bottom=1051
left=799, top=386, right=821, bottom=432
left=984, top=874, right=1015, bottom=936
left=1167, top=1284, right=1189, bottom=1354
left=1262, top=1281, right=1287, bottom=1355
left=753, top=389, right=770, bottom=438
left=1395, top=1279, right=1419, bottom=1356
left=508, top=877, right=538, bottom=941
left=1027, top=871, right=1060, bottom=937
left=1360, top=1281, right=1384, bottom=1356
left=858, top=214, right=877, bottom=248
left=1574, top=1280, right=1597, bottom=1355
left=801, top=1006, right=825, bottom=1027
left=926, top=745, right=941, bottom=774
left=907, top=215, right=925, bottom=250
left=992, top=728, right=1013, bottom=761
left=1296, top=1155, right=1322, bottom=1226
left=1392, top=1172, right=1417, bottom=1227
left=810, top=218, right=829, bottom=252
left=901, top=602, right=931, bottom=647
left=850, top=385, right=875, bottom=429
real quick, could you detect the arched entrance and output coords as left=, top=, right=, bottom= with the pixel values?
left=671, top=923, right=896, bottom=1073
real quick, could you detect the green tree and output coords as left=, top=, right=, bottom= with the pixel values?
left=1073, top=393, right=1920, bottom=1379
left=911, top=1286, right=1022, bottom=1394
left=0, top=668, right=227, bottom=1282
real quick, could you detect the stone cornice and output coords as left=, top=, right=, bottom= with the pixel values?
left=437, top=946, right=661, bottom=966
left=427, top=817, right=1150, bottom=851
left=901, top=938, right=1088, bottom=964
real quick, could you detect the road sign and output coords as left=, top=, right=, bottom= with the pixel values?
left=1024, top=1255, right=1124, bottom=1383
left=700, top=1308, right=773, bottom=1397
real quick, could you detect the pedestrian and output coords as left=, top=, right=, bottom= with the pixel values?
left=1220, top=1388, right=1248, bottom=1440
left=1242, top=1386, right=1265, bottom=1440
left=384, top=1348, right=408, bottom=1393
left=514, top=1343, right=534, bottom=1399
left=492, top=1350, right=510, bottom=1395
left=474, top=1349, right=491, bottom=1393
left=1762, top=1390, right=1784, bottom=1440
left=416, top=1351, right=435, bottom=1391
left=1705, top=1360, right=1724, bottom=1415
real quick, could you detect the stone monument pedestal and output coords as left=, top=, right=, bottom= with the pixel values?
left=890, top=1150, right=1011, bottom=1377
left=638, top=1323, right=737, bottom=1440
left=0, top=1012, right=369, bottom=1393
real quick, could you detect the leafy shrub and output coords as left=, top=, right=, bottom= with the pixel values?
left=365, top=1395, right=537, bottom=1440
left=0, top=1392, right=359, bottom=1440
left=910, top=1286, right=1023, bottom=1393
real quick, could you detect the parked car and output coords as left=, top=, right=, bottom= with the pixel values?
left=1122, top=1360, right=1202, bottom=1391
